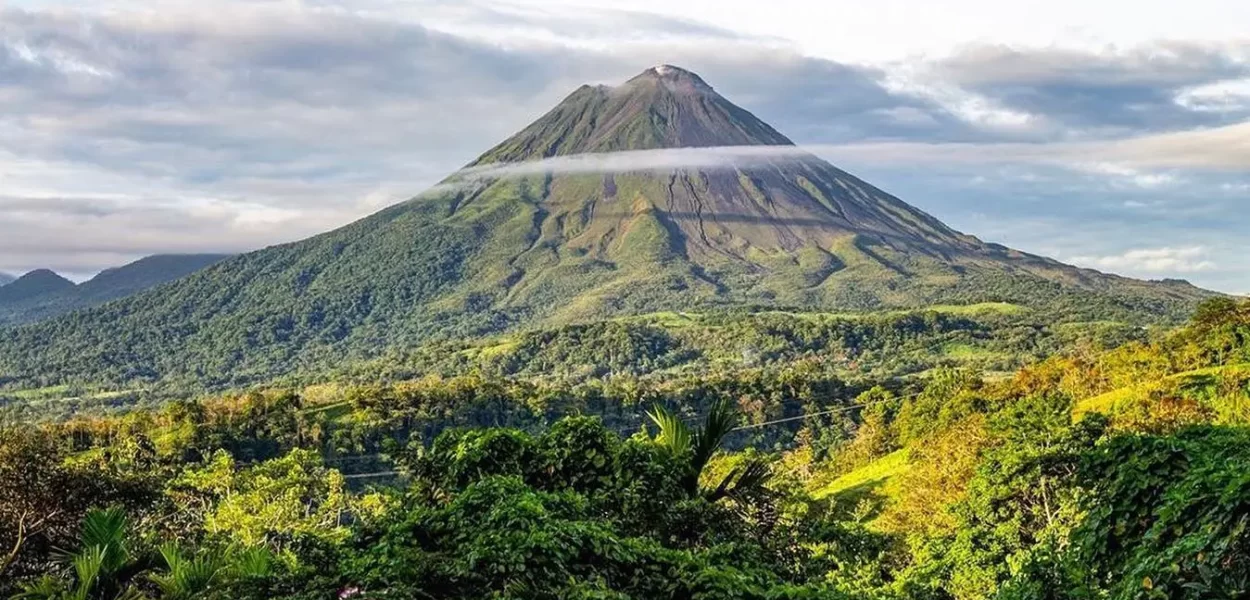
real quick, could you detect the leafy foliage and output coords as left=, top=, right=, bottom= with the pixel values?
left=1, top=298, right=1248, bottom=599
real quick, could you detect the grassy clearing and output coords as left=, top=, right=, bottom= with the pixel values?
left=612, top=311, right=703, bottom=328
left=1075, top=363, right=1250, bottom=416
left=619, top=302, right=1028, bottom=328
left=9, top=385, right=72, bottom=399
left=299, top=401, right=352, bottom=419
left=1075, top=387, right=1139, bottom=417
left=940, top=342, right=1003, bottom=360
left=924, top=302, right=1027, bottom=316
left=476, top=340, right=520, bottom=359
left=814, top=448, right=911, bottom=499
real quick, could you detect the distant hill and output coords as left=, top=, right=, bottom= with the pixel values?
left=0, top=66, right=1215, bottom=390
left=0, top=254, right=229, bottom=327
left=0, top=272, right=15, bottom=287
left=73, top=254, right=233, bottom=309
left=0, top=270, right=75, bottom=305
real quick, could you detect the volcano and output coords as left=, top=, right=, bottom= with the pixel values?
left=0, top=66, right=1212, bottom=388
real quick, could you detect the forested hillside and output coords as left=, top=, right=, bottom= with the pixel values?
left=0, top=303, right=1149, bottom=415
left=3, top=297, right=1248, bottom=599
left=0, top=270, right=74, bottom=305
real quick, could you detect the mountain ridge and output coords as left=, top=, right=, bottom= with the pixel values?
left=0, top=254, right=231, bottom=327
left=0, top=66, right=1215, bottom=389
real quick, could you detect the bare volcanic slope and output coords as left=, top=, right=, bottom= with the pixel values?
left=0, top=66, right=1212, bottom=388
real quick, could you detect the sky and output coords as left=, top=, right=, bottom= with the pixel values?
left=1, top=0, right=1248, bottom=292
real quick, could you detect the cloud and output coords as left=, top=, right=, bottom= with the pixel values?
left=886, top=42, right=1250, bottom=139
left=1, top=0, right=1249, bottom=293
left=1077, top=163, right=1180, bottom=189
left=1176, top=78, right=1250, bottom=113
left=806, top=121, right=1250, bottom=172
left=434, top=117, right=1250, bottom=192
left=426, top=146, right=813, bottom=195
left=880, top=64, right=1042, bottom=135
left=1070, top=246, right=1216, bottom=274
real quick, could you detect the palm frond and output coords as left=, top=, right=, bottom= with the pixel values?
left=12, top=575, right=67, bottom=600
left=707, top=468, right=740, bottom=503
left=704, top=457, right=772, bottom=502
left=112, top=585, right=150, bottom=600
left=78, top=508, right=130, bottom=578
left=79, top=508, right=127, bottom=551
left=647, top=404, right=692, bottom=456
left=229, top=546, right=273, bottom=579
left=112, top=587, right=150, bottom=600
left=70, top=545, right=108, bottom=600
left=150, top=544, right=226, bottom=600
left=727, top=458, right=772, bottom=499
left=692, top=399, right=739, bottom=473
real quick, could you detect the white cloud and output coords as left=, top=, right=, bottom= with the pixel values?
left=431, top=146, right=815, bottom=193
left=1070, top=246, right=1216, bottom=274
left=443, top=123, right=1244, bottom=188
left=1079, top=162, right=1180, bottom=188
left=806, top=121, right=1250, bottom=172
left=3, top=39, right=114, bottom=78
left=1175, top=78, right=1250, bottom=113
left=493, top=0, right=1250, bottom=64
left=880, top=66, right=1042, bottom=134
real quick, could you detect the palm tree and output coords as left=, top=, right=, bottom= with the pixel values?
left=648, top=399, right=771, bottom=501
left=148, top=545, right=227, bottom=600
left=147, top=544, right=273, bottom=599
left=226, top=546, right=272, bottom=580
left=12, top=507, right=144, bottom=600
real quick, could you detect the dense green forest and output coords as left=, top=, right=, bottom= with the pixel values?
left=2, top=297, right=1248, bottom=598
left=0, top=303, right=1148, bottom=417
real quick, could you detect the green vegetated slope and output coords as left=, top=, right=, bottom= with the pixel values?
left=330, top=302, right=1137, bottom=384
left=1, top=302, right=1139, bottom=418
left=4, top=299, right=1250, bottom=599
left=0, top=66, right=1214, bottom=391
left=0, top=269, right=75, bottom=304
left=1074, top=362, right=1250, bottom=416
left=816, top=298, right=1250, bottom=530
left=815, top=447, right=911, bottom=499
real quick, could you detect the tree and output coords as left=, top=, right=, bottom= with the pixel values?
left=12, top=507, right=144, bottom=600
left=648, top=399, right=771, bottom=501
left=944, top=395, right=1106, bottom=600
left=0, top=429, right=154, bottom=586
left=166, top=449, right=352, bottom=549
